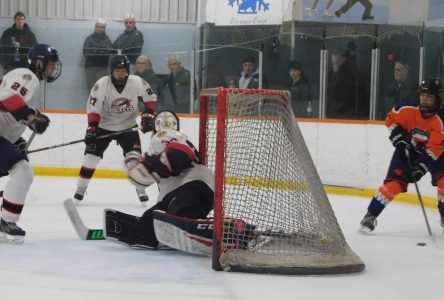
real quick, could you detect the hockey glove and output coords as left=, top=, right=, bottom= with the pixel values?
left=14, top=137, right=28, bottom=161
left=141, top=112, right=155, bottom=133
left=124, top=151, right=157, bottom=188
left=404, top=162, right=428, bottom=183
left=389, top=125, right=411, bottom=151
left=84, top=126, right=97, bottom=145
left=27, top=110, right=50, bottom=134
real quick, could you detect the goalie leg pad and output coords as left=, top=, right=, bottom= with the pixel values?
left=104, top=209, right=158, bottom=248
left=153, top=210, right=213, bottom=256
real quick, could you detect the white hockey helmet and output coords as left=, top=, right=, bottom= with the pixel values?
left=154, top=110, right=180, bottom=133
left=149, top=129, right=189, bottom=155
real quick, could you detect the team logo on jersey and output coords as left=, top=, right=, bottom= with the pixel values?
left=111, top=98, right=134, bottom=113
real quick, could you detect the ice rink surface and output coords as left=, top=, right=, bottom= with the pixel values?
left=0, top=176, right=443, bottom=300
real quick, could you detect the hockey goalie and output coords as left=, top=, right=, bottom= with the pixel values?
left=104, top=127, right=255, bottom=255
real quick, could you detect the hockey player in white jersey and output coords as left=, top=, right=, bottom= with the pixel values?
left=0, top=43, right=61, bottom=243
left=73, top=54, right=157, bottom=205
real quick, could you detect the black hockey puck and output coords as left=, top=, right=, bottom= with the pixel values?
left=416, top=242, right=426, bottom=246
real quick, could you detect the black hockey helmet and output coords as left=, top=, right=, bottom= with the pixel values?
left=418, top=78, right=443, bottom=114
left=109, top=54, right=130, bottom=89
left=27, top=44, right=62, bottom=82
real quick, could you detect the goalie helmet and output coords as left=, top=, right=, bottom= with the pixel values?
left=419, top=78, right=443, bottom=114
left=154, top=110, right=180, bottom=133
left=27, top=44, right=62, bottom=82
left=148, top=129, right=190, bottom=155
left=109, top=54, right=130, bottom=89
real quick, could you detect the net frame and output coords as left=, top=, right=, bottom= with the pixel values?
left=199, top=88, right=365, bottom=275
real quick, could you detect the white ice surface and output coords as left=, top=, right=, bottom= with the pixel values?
left=0, top=176, right=443, bottom=300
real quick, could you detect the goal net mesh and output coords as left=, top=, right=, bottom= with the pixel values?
left=199, top=88, right=364, bottom=275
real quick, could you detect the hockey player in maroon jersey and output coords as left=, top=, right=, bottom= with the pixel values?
left=73, top=54, right=157, bottom=206
left=359, top=78, right=444, bottom=233
left=0, top=44, right=61, bottom=243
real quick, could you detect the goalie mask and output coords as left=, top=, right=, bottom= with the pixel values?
left=148, top=129, right=189, bottom=155
left=154, top=110, right=180, bottom=133
left=418, top=78, right=443, bottom=115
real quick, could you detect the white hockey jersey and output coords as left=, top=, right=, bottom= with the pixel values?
left=0, top=68, right=41, bottom=143
left=157, top=162, right=215, bottom=203
left=147, top=129, right=214, bottom=202
left=87, top=75, right=157, bottom=131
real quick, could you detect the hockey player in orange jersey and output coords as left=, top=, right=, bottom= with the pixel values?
left=359, top=78, right=444, bottom=234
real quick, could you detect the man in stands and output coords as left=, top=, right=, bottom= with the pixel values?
left=73, top=54, right=156, bottom=206
left=359, top=78, right=444, bottom=234
left=0, top=44, right=61, bottom=243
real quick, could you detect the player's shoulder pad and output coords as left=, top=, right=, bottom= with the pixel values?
left=7, top=68, right=39, bottom=84
left=92, top=76, right=111, bottom=91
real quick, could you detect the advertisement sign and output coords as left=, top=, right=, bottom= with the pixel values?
left=213, top=0, right=284, bottom=26
left=428, top=0, right=444, bottom=20
left=302, top=0, right=389, bottom=24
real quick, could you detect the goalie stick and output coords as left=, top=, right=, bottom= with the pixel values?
left=63, top=198, right=104, bottom=240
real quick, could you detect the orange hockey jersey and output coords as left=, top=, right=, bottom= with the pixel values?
left=386, top=106, right=444, bottom=160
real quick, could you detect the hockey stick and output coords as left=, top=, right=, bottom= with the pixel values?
left=404, top=148, right=434, bottom=238
left=63, top=198, right=104, bottom=240
left=27, top=127, right=140, bottom=154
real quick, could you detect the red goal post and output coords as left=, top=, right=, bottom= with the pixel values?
left=199, top=88, right=365, bottom=275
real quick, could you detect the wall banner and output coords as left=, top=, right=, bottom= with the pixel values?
left=213, top=0, right=284, bottom=26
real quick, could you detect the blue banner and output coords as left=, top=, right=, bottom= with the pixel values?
left=303, top=0, right=389, bottom=24
left=428, top=0, right=444, bottom=20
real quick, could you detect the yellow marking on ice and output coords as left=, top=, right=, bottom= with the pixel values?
left=31, top=167, right=438, bottom=210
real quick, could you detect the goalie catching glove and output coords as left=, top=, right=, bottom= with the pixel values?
left=124, top=151, right=159, bottom=189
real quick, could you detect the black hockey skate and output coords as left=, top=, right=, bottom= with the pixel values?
left=0, top=219, right=25, bottom=244
left=358, top=212, right=377, bottom=234
left=104, top=209, right=158, bottom=249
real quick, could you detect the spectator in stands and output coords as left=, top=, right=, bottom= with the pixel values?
left=286, top=60, right=312, bottom=116
left=237, top=55, right=268, bottom=89
left=135, top=55, right=159, bottom=93
left=0, top=11, right=37, bottom=73
left=382, top=61, right=418, bottom=115
left=113, top=14, right=144, bottom=65
left=135, top=55, right=159, bottom=111
left=82, top=19, right=114, bottom=93
left=158, top=54, right=194, bottom=113
left=327, top=46, right=357, bottom=118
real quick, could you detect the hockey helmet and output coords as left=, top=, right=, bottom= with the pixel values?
left=418, top=78, right=443, bottom=114
left=154, top=110, right=180, bottom=133
left=109, top=54, right=130, bottom=88
left=148, top=129, right=189, bottom=155
left=27, top=44, right=62, bottom=82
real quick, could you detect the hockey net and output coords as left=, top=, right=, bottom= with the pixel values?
left=199, top=88, right=365, bottom=275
